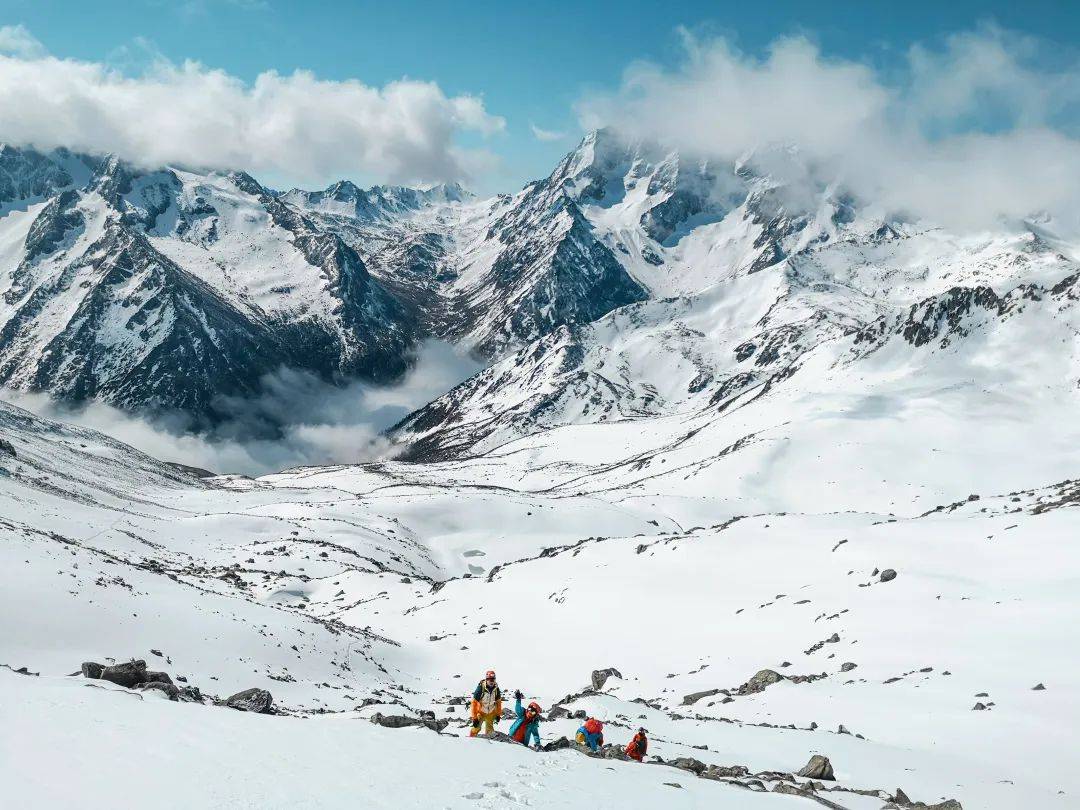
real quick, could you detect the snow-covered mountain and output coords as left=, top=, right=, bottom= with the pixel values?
left=3, top=129, right=1080, bottom=809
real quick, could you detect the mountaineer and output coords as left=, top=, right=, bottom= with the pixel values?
left=625, top=727, right=648, bottom=762
left=575, top=717, right=604, bottom=751
left=470, top=669, right=503, bottom=737
left=508, top=689, right=542, bottom=749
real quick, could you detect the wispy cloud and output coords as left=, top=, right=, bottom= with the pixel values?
left=0, top=26, right=505, bottom=186
left=0, top=24, right=45, bottom=59
left=579, top=24, right=1080, bottom=231
left=530, top=122, right=566, bottom=142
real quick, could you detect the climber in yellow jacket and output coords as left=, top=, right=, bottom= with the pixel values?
left=469, top=669, right=503, bottom=737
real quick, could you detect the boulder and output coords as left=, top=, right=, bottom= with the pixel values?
left=1032, top=683, right=1046, bottom=691
left=141, top=682, right=180, bottom=701
left=591, top=667, right=622, bottom=691
left=738, top=669, right=785, bottom=695
left=667, top=757, right=707, bottom=775
left=81, top=662, right=105, bottom=679
left=572, top=709, right=587, bottom=720
left=682, top=688, right=723, bottom=706
left=894, top=787, right=912, bottom=805
left=879, top=569, right=898, bottom=583
left=145, top=671, right=173, bottom=685
left=178, top=686, right=204, bottom=703
left=225, top=687, right=274, bottom=714
left=602, top=744, right=630, bottom=760
left=796, top=754, right=835, bottom=780
left=100, top=660, right=148, bottom=689
left=840, top=662, right=857, bottom=672
left=546, top=706, right=570, bottom=720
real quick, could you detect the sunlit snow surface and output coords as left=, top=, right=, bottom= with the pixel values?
left=2, top=385, right=1077, bottom=808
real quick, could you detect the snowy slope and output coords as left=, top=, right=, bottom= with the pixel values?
left=3, top=128, right=1080, bottom=810
left=3, top=383, right=1079, bottom=808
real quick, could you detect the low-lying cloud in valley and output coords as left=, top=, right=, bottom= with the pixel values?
left=578, top=25, right=1080, bottom=231
left=2, top=342, right=483, bottom=477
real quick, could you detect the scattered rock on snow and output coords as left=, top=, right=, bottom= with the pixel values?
left=225, top=688, right=273, bottom=714
left=1032, top=683, right=1046, bottom=690
left=840, top=662, right=857, bottom=672
left=796, top=754, right=835, bottom=780
left=879, top=569, right=898, bottom=582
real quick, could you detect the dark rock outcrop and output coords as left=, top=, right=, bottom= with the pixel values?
left=591, top=667, right=622, bottom=691
left=738, top=669, right=784, bottom=695
left=81, top=662, right=105, bottom=679
left=100, top=660, right=148, bottom=689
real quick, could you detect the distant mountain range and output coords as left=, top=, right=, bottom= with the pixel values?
left=1, top=131, right=1077, bottom=451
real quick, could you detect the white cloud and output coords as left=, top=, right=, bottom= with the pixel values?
left=2, top=341, right=484, bottom=476
left=530, top=123, right=566, bottom=142
left=0, top=31, right=505, bottom=185
left=578, top=25, right=1080, bottom=231
left=0, top=25, right=45, bottom=59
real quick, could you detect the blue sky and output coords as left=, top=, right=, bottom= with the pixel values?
left=3, top=0, right=1080, bottom=193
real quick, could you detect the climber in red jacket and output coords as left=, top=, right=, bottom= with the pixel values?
left=625, top=727, right=648, bottom=762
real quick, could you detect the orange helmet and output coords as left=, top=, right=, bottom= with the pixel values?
left=528, top=701, right=542, bottom=713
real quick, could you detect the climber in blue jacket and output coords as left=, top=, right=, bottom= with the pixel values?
left=508, top=689, right=542, bottom=749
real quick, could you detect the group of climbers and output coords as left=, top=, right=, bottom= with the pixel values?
left=468, top=670, right=648, bottom=760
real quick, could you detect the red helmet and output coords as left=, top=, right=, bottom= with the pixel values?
left=584, top=718, right=602, bottom=734
left=528, top=701, right=542, bottom=713
left=485, top=670, right=496, bottom=679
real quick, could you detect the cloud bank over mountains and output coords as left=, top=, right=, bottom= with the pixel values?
left=578, top=26, right=1080, bottom=231
left=0, top=25, right=504, bottom=186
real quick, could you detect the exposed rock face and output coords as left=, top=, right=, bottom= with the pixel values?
left=590, top=667, right=622, bottom=691
left=224, top=688, right=274, bottom=714
left=738, top=669, right=785, bottom=695
left=796, top=754, right=835, bottom=780
left=100, top=660, right=148, bottom=689
left=0, top=437, right=15, bottom=457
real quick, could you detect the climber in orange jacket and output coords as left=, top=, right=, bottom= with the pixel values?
left=470, top=669, right=503, bottom=737
left=625, top=727, right=648, bottom=762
